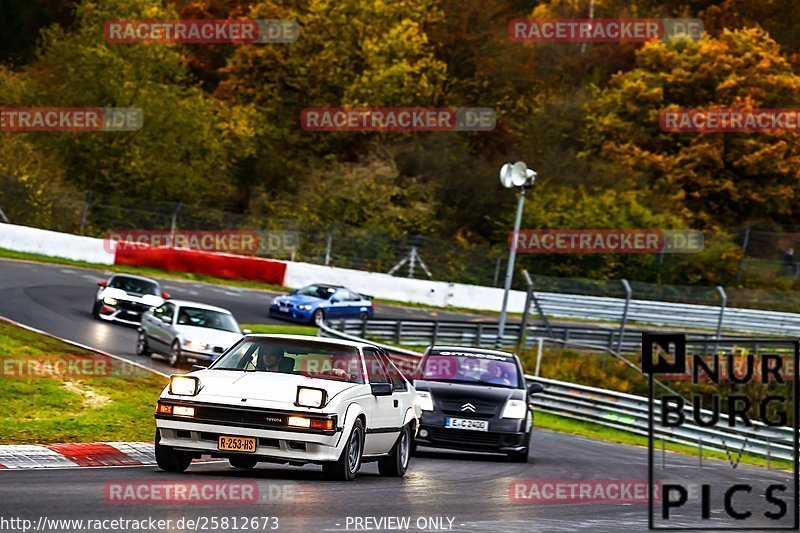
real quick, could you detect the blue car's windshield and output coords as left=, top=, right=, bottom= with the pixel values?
left=296, top=284, right=338, bottom=299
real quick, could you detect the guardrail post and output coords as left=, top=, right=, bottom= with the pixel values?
left=661, top=437, right=665, bottom=469
left=518, top=279, right=534, bottom=349
left=521, top=270, right=554, bottom=338
left=395, top=321, right=403, bottom=345
left=616, top=279, right=632, bottom=355
left=360, top=315, right=368, bottom=338
left=476, top=323, right=484, bottom=347
left=766, top=438, right=771, bottom=470
left=535, top=337, right=544, bottom=376
left=698, top=438, right=703, bottom=468
left=432, top=321, right=439, bottom=346
left=714, top=286, right=727, bottom=354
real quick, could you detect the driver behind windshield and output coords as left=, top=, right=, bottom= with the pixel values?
left=480, top=360, right=512, bottom=386
left=254, top=344, right=294, bottom=373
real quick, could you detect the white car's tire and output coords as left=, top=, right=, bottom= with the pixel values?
left=154, top=431, right=192, bottom=473
left=378, top=424, right=411, bottom=477
left=168, top=341, right=182, bottom=367
left=323, top=418, right=363, bottom=481
left=136, top=330, right=150, bottom=356
left=229, top=457, right=258, bottom=470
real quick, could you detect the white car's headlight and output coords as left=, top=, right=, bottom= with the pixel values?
left=169, top=375, right=199, bottom=396
left=103, top=296, right=118, bottom=305
left=297, top=304, right=312, bottom=310
left=501, top=399, right=528, bottom=419
left=296, top=386, right=326, bottom=408
left=184, top=340, right=209, bottom=351
left=416, top=391, right=434, bottom=411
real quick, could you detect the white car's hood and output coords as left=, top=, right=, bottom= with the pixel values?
left=175, top=326, right=242, bottom=349
left=186, top=370, right=360, bottom=409
left=102, top=287, right=163, bottom=306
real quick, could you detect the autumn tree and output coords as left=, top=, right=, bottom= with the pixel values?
left=582, top=28, right=800, bottom=229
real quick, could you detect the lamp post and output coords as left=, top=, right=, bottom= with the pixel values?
left=496, top=162, right=536, bottom=347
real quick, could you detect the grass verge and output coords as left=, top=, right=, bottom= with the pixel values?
left=0, top=320, right=167, bottom=444
left=241, top=323, right=319, bottom=336
left=534, top=411, right=792, bottom=471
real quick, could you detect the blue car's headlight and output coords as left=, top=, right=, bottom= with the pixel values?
left=297, top=304, right=312, bottom=311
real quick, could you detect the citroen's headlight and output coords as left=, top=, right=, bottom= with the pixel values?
left=169, top=375, right=199, bottom=396
left=296, top=386, right=326, bottom=408
left=501, top=399, right=528, bottom=419
left=184, top=340, right=209, bottom=351
left=416, top=391, right=434, bottom=411
left=103, top=296, right=118, bottom=305
left=297, top=304, right=312, bottom=311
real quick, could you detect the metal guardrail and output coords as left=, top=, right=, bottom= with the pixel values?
left=318, top=320, right=796, bottom=465
left=531, top=377, right=794, bottom=463
left=535, top=291, right=800, bottom=336
left=326, top=318, right=759, bottom=355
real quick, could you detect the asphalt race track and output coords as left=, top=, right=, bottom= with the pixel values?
left=0, top=433, right=794, bottom=532
left=0, top=258, right=494, bottom=375
left=0, top=258, right=796, bottom=532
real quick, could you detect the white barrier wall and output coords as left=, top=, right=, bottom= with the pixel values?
left=0, top=224, right=115, bottom=265
left=282, top=261, right=528, bottom=313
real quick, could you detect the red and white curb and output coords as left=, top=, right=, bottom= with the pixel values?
left=0, top=442, right=155, bottom=469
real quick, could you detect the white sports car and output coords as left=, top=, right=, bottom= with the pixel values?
left=92, top=274, right=167, bottom=325
left=137, top=300, right=247, bottom=367
left=154, top=334, right=419, bottom=480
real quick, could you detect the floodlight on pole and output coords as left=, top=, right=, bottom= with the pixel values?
left=496, top=161, right=537, bottom=347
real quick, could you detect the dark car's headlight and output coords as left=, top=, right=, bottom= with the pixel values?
left=296, top=386, right=326, bottom=408
left=416, top=391, right=434, bottom=411
left=169, top=375, right=199, bottom=396
left=501, top=399, right=528, bottom=419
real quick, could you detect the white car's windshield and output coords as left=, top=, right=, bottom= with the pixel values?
left=176, top=307, right=240, bottom=333
left=108, top=276, right=159, bottom=296
left=420, top=351, right=520, bottom=388
left=212, top=339, right=364, bottom=384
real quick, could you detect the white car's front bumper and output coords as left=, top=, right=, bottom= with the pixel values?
left=156, top=406, right=346, bottom=463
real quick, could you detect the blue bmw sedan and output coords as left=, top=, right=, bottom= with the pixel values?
left=269, top=284, right=375, bottom=324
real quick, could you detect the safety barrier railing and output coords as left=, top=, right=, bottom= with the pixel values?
left=318, top=320, right=796, bottom=465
